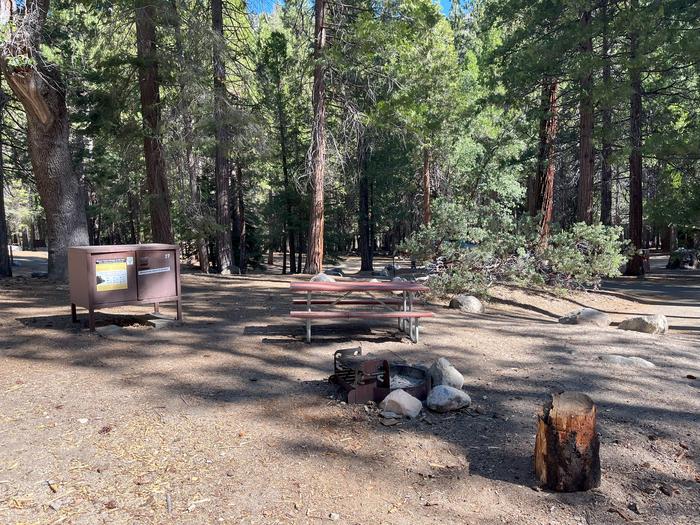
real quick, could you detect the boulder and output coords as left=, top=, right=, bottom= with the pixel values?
left=380, top=389, right=422, bottom=418
left=449, top=294, right=484, bottom=314
left=426, top=385, right=471, bottom=413
left=392, top=276, right=407, bottom=282
left=558, top=308, right=610, bottom=328
left=619, top=314, right=668, bottom=335
left=599, top=355, right=655, bottom=368
left=429, top=357, right=464, bottom=389
left=96, top=324, right=122, bottom=336
left=310, top=273, right=335, bottom=283
left=324, top=267, right=345, bottom=277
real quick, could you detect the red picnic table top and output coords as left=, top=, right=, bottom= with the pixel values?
left=290, top=280, right=429, bottom=293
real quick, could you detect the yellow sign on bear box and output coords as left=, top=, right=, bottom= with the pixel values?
left=95, top=258, right=129, bottom=292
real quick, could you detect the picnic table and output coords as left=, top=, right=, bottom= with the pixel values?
left=290, top=280, right=434, bottom=343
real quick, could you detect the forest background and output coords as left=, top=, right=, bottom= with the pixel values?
left=1, top=0, right=698, bottom=292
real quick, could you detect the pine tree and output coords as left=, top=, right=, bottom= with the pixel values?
left=1, top=0, right=89, bottom=279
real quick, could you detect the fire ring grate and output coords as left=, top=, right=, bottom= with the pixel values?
left=329, top=347, right=431, bottom=404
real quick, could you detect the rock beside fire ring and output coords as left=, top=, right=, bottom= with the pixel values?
left=427, top=385, right=471, bottom=413
left=429, top=357, right=464, bottom=389
left=380, top=389, right=422, bottom=418
left=558, top=307, right=610, bottom=327
left=619, top=314, right=668, bottom=334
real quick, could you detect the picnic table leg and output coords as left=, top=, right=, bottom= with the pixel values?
left=401, top=291, right=407, bottom=332
left=409, top=292, right=417, bottom=343
left=305, top=291, right=312, bottom=343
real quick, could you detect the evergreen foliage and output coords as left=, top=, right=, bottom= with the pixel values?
left=1, top=0, right=698, bottom=284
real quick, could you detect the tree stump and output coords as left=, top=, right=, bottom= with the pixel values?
left=534, top=392, right=601, bottom=491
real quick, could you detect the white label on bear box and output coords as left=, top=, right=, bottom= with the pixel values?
left=138, top=266, right=171, bottom=276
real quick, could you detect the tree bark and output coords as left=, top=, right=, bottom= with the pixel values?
left=304, top=0, right=326, bottom=274
left=529, top=82, right=553, bottom=217
left=267, top=190, right=275, bottom=266
left=1, top=0, right=89, bottom=280
left=576, top=8, right=594, bottom=225
left=172, top=0, right=207, bottom=271
left=358, top=132, right=373, bottom=272
left=282, top=234, right=287, bottom=274
left=212, top=0, right=232, bottom=273
left=234, top=163, right=246, bottom=273
left=530, top=80, right=559, bottom=246
left=135, top=1, right=173, bottom=244
left=0, top=88, right=10, bottom=277
left=275, top=66, right=295, bottom=274
left=127, top=192, right=139, bottom=243
left=534, top=392, right=601, bottom=492
left=600, top=0, right=613, bottom=226
left=288, top=229, right=296, bottom=274
left=626, top=0, right=644, bottom=276
left=297, top=231, right=303, bottom=273
left=422, top=147, right=431, bottom=225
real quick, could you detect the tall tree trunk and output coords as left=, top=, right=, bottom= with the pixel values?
left=276, top=73, right=295, bottom=274
left=135, top=1, right=173, bottom=244
left=267, top=190, right=274, bottom=265
left=358, top=132, right=373, bottom=271
left=529, top=79, right=559, bottom=246
left=235, top=163, right=246, bottom=273
left=600, top=0, right=613, bottom=225
left=0, top=88, right=10, bottom=277
left=626, top=0, right=644, bottom=276
left=192, top=157, right=209, bottom=271
left=212, top=0, right=232, bottom=273
left=577, top=8, right=594, bottom=224
left=172, top=0, right=208, bottom=271
left=304, top=0, right=326, bottom=274
left=539, top=82, right=559, bottom=246
left=1, top=0, right=89, bottom=280
left=85, top=185, right=96, bottom=244
left=297, top=231, right=303, bottom=273
left=422, top=147, right=431, bottom=225
left=289, top=230, right=296, bottom=274
left=127, top=192, right=138, bottom=243
left=528, top=82, right=552, bottom=217
left=370, top=175, right=376, bottom=252
left=282, top=233, right=287, bottom=274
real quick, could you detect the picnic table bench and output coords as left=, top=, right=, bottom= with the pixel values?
left=290, top=280, right=434, bottom=343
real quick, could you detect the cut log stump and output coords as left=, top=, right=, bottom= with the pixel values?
left=534, top=392, right=601, bottom=492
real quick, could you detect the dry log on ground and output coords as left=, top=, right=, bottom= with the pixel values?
left=534, top=392, right=601, bottom=491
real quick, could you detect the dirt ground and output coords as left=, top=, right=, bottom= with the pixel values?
left=0, top=251, right=698, bottom=524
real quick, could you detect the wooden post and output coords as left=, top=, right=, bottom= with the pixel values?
left=534, top=392, right=601, bottom=492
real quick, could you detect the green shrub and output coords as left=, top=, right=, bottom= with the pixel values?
left=400, top=199, right=628, bottom=294
left=543, top=223, right=627, bottom=289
